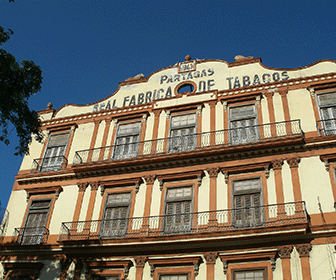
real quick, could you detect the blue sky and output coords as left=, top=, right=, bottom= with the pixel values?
left=0, top=0, right=335, bottom=207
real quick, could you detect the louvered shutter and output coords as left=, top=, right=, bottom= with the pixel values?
left=170, top=114, right=196, bottom=152
left=114, top=123, right=140, bottom=159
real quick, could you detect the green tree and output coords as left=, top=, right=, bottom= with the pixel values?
left=0, top=26, right=43, bottom=156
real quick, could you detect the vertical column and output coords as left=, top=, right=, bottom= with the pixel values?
left=207, top=168, right=219, bottom=211
left=256, top=96, right=264, bottom=139
left=296, top=244, right=312, bottom=280
left=151, top=110, right=162, bottom=154
left=87, top=120, right=101, bottom=162
left=287, top=158, right=303, bottom=212
left=264, top=91, right=276, bottom=137
left=64, top=125, right=76, bottom=167
left=209, top=101, right=216, bottom=145
left=279, top=88, right=292, bottom=134
left=163, top=110, right=170, bottom=152
left=108, top=119, right=118, bottom=159
left=134, top=256, right=147, bottom=280
left=197, top=105, right=202, bottom=148
left=142, top=175, right=156, bottom=230
left=73, top=259, right=83, bottom=280
left=204, top=252, right=218, bottom=280
left=99, top=118, right=112, bottom=160
left=272, top=160, right=285, bottom=204
left=138, top=114, right=148, bottom=155
left=59, top=258, right=71, bottom=280
left=85, top=182, right=99, bottom=221
left=223, top=101, right=229, bottom=144
left=72, top=183, right=88, bottom=223
left=279, top=245, right=293, bottom=280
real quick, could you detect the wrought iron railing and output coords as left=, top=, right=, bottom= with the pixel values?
left=73, top=120, right=302, bottom=164
left=15, top=226, right=49, bottom=245
left=59, top=201, right=307, bottom=242
left=32, top=156, right=68, bottom=173
left=317, top=119, right=336, bottom=136
left=0, top=207, right=9, bottom=236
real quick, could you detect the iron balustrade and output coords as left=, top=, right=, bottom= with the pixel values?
left=73, top=120, right=303, bottom=165
left=59, top=201, right=307, bottom=241
left=317, top=119, right=336, bottom=136
left=15, top=226, right=49, bottom=245
left=32, top=155, right=68, bottom=173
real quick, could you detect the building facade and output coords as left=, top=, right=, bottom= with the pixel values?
left=0, top=55, right=336, bottom=279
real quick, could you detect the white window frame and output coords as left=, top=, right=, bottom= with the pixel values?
left=112, top=122, right=141, bottom=159
left=317, top=91, right=336, bottom=135
left=168, top=113, right=197, bottom=153
left=41, top=132, right=70, bottom=172
left=231, top=178, right=264, bottom=228
left=229, top=105, right=258, bottom=145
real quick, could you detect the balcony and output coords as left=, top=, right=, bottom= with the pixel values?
left=15, top=226, right=49, bottom=245
left=59, top=202, right=307, bottom=242
left=31, top=155, right=68, bottom=173
left=73, top=120, right=303, bottom=165
left=317, top=119, right=336, bottom=136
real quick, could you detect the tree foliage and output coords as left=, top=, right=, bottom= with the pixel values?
left=0, top=26, right=43, bottom=156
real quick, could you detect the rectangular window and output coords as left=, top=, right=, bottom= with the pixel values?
left=232, top=179, right=263, bottom=228
left=229, top=105, right=258, bottom=144
left=164, top=187, right=192, bottom=233
left=233, top=269, right=266, bottom=280
left=41, top=133, right=69, bottom=171
left=21, top=200, right=51, bottom=245
left=113, top=122, right=141, bottom=159
left=317, top=92, right=336, bottom=135
left=101, top=193, right=130, bottom=238
left=160, top=275, right=188, bottom=280
left=169, top=114, right=196, bottom=152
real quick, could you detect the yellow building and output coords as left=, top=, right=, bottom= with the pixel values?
left=1, top=55, right=336, bottom=279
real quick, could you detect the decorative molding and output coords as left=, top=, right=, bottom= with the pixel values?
left=196, top=105, right=202, bottom=115
left=223, top=171, right=229, bottom=184
left=295, top=244, right=312, bottom=258
left=272, top=159, right=284, bottom=170
left=222, top=101, right=228, bottom=111
left=308, top=87, right=316, bottom=99
left=78, top=182, right=89, bottom=192
left=148, top=257, right=202, bottom=278
left=287, top=157, right=300, bottom=168
left=90, top=181, right=99, bottom=191
left=320, top=154, right=336, bottom=171
left=207, top=167, right=220, bottom=178
left=220, top=250, right=277, bottom=273
left=204, top=252, right=218, bottom=264
left=221, top=162, right=271, bottom=182
left=270, top=257, right=276, bottom=271
left=143, top=175, right=156, bottom=185
left=278, top=245, right=293, bottom=259
left=278, top=88, right=288, bottom=97
left=256, top=95, right=261, bottom=106
left=222, top=260, right=228, bottom=274
left=142, top=113, right=148, bottom=123
left=100, top=177, right=143, bottom=196
left=153, top=109, right=162, bottom=118
left=264, top=90, right=275, bottom=98
left=165, top=110, right=170, bottom=118
left=134, top=256, right=147, bottom=268
left=157, top=170, right=205, bottom=191
left=25, top=185, right=63, bottom=202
